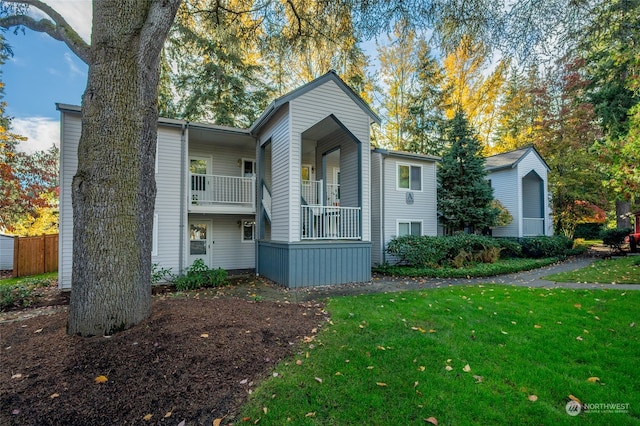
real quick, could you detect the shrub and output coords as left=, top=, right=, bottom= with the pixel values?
left=520, top=235, right=573, bottom=258
left=174, top=259, right=228, bottom=291
left=574, top=223, right=603, bottom=240
left=600, top=228, right=632, bottom=252
left=386, top=234, right=502, bottom=268
left=494, top=238, right=523, bottom=258
left=151, top=263, right=175, bottom=284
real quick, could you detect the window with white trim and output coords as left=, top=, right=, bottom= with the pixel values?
left=398, top=164, right=422, bottom=190
left=241, top=219, right=255, bottom=242
left=397, top=220, right=422, bottom=237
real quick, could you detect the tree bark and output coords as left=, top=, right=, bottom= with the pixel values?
left=616, top=199, right=631, bottom=230
left=67, top=0, right=181, bottom=336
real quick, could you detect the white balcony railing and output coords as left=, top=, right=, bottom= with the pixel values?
left=301, top=179, right=323, bottom=205
left=190, top=174, right=255, bottom=208
left=326, top=183, right=340, bottom=206
left=523, top=217, right=545, bottom=236
left=301, top=205, right=361, bottom=240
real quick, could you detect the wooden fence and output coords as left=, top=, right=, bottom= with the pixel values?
left=13, top=234, right=59, bottom=278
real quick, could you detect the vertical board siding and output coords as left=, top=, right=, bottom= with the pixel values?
left=257, top=241, right=371, bottom=287
left=59, top=111, right=81, bottom=289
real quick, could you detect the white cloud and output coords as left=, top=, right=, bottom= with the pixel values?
left=12, top=117, right=60, bottom=154
left=64, top=52, right=83, bottom=76
left=33, top=1, right=93, bottom=43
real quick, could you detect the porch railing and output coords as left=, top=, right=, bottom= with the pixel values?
left=301, top=179, right=323, bottom=205
left=523, top=217, right=545, bottom=236
left=326, top=183, right=340, bottom=206
left=190, top=174, right=255, bottom=207
left=301, top=205, right=361, bottom=240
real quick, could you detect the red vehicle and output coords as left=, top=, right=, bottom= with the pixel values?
left=627, top=210, right=640, bottom=252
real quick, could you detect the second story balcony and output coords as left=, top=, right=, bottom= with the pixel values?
left=189, top=173, right=256, bottom=214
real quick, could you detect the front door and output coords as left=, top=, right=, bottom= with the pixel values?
left=190, top=156, right=211, bottom=204
left=189, top=219, right=212, bottom=268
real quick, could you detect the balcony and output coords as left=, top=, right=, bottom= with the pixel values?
left=301, top=179, right=341, bottom=206
left=301, top=205, right=361, bottom=240
left=189, top=173, right=255, bottom=213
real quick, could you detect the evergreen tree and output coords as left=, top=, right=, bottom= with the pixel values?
left=406, top=39, right=448, bottom=156
left=437, top=111, right=497, bottom=233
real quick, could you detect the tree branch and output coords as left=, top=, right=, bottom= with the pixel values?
left=0, top=0, right=91, bottom=63
left=138, top=0, right=182, bottom=65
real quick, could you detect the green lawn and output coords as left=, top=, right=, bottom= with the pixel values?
left=545, top=256, right=640, bottom=284
left=0, top=271, right=58, bottom=287
left=240, top=285, right=640, bottom=425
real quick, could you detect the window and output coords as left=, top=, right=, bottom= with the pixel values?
left=398, top=221, right=422, bottom=237
left=242, top=219, right=255, bottom=242
left=398, top=164, right=422, bottom=190
left=243, top=159, right=256, bottom=177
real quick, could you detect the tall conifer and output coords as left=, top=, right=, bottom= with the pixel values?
left=438, top=111, right=497, bottom=233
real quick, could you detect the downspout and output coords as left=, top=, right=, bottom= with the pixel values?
left=178, top=122, right=188, bottom=275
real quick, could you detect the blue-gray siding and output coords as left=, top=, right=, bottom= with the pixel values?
left=257, top=240, right=371, bottom=287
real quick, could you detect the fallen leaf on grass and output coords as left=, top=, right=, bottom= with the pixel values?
left=296, top=360, right=303, bottom=365
left=574, top=303, right=582, bottom=309
left=315, top=377, right=322, bottom=384
left=445, top=366, right=453, bottom=371
left=569, top=394, right=581, bottom=404
left=34, top=328, right=43, bottom=333
left=143, top=414, right=153, bottom=421
left=305, top=412, right=316, bottom=418
left=11, top=373, right=22, bottom=379
left=200, top=333, right=209, bottom=338
left=376, top=382, right=387, bottom=387
left=50, top=393, right=60, bottom=399
left=213, top=419, right=222, bottom=426
left=424, top=416, right=438, bottom=425
left=473, top=375, right=483, bottom=383
left=164, top=411, right=172, bottom=418
left=94, top=375, right=108, bottom=384
left=534, top=324, right=542, bottom=329
left=587, top=377, right=600, bottom=383
left=528, top=395, right=538, bottom=402
left=263, top=407, right=268, bottom=414
left=576, top=336, right=583, bottom=341
left=377, top=345, right=386, bottom=351
left=501, top=330, right=508, bottom=335
left=463, top=364, right=471, bottom=372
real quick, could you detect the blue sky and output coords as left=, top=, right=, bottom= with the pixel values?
left=3, top=1, right=91, bottom=153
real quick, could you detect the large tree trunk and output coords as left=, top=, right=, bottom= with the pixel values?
left=616, top=199, right=631, bottom=230
left=68, top=0, right=180, bottom=336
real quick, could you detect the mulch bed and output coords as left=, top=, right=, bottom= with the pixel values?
left=1, top=295, right=326, bottom=425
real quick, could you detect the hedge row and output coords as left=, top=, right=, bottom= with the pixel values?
left=385, top=234, right=575, bottom=268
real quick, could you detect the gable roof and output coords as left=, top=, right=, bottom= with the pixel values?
left=249, top=70, right=381, bottom=134
left=485, top=146, right=550, bottom=172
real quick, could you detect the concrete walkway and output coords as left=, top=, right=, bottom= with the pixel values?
left=293, top=256, right=640, bottom=301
